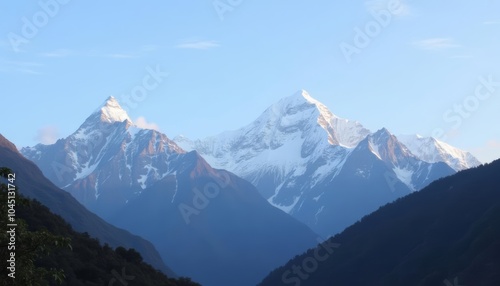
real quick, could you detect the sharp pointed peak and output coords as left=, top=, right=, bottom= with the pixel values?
left=381, top=127, right=391, bottom=133
left=285, top=89, right=319, bottom=104
left=272, top=90, right=338, bottom=116
left=373, top=127, right=392, bottom=137
left=292, top=89, right=312, bottom=98
left=100, top=95, right=120, bottom=109
left=94, top=96, right=132, bottom=124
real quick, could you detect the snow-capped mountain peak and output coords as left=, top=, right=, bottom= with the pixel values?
left=286, top=89, right=332, bottom=113
left=275, top=90, right=337, bottom=126
left=74, top=96, right=133, bottom=134
left=95, top=96, right=132, bottom=124
left=174, top=91, right=371, bottom=180
left=264, top=90, right=370, bottom=148
left=22, top=96, right=185, bottom=202
left=396, top=134, right=481, bottom=171
left=365, top=128, right=414, bottom=165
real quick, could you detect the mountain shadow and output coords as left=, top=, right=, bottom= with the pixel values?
left=259, top=159, right=500, bottom=286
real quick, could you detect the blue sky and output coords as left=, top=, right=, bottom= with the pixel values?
left=1, top=0, right=499, bottom=163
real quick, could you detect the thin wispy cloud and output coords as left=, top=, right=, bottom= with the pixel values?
left=413, top=38, right=460, bottom=51
left=106, top=53, right=139, bottom=59
left=0, top=59, right=43, bottom=75
left=450, top=55, right=474, bottom=59
left=85, top=49, right=139, bottom=59
left=113, top=45, right=162, bottom=56
left=15, top=68, right=43, bottom=75
left=85, top=49, right=144, bottom=59
left=483, top=20, right=500, bottom=25
left=175, top=40, right=220, bottom=50
left=40, top=49, right=74, bottom=58
left=97, top=45, right=161, bottom=58
left=38, top=45, right=161, bottom=59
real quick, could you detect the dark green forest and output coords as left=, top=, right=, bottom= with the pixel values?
left=0, top=167, right=200, bottom=286
left=260, top=160, right=500, bottom=286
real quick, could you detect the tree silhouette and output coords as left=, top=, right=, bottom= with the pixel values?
left=1, top=167, right=69, bottom=286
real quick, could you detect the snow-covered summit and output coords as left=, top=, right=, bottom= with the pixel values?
left=282, top=89, right=331, bottom=114
left=174, top=90, right=370, bottom=178
left=258, top=89, right=370, bottom=148
left=67, top=96, right=134, bottom=141
left=94, top=96, right=132, bottom=124
left=22, top=96, right=184, bottom=198
left=397, top=134, right=481, bottom=171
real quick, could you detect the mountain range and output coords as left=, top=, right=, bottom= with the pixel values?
left=20, top=97, right=319, bottom=286
left=19, top=91, right=482, bottom=284
left=174, top=90, right=480, bottom=236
